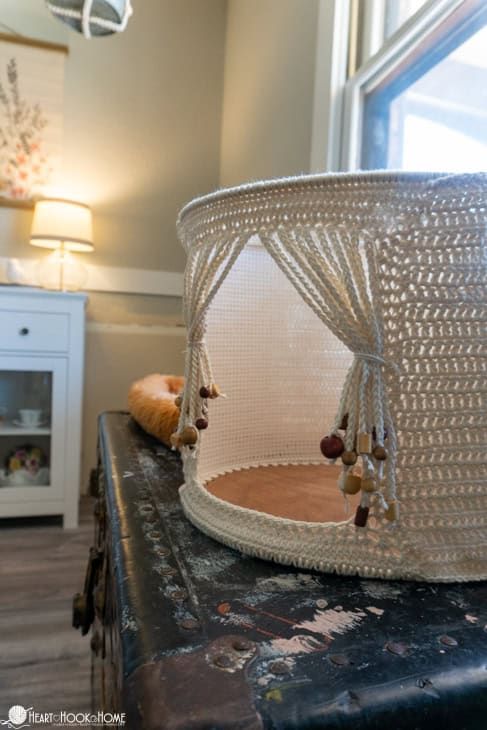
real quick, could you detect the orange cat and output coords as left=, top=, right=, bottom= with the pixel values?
left=128, top=374, right=184, bottom=447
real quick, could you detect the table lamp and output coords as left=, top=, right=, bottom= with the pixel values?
left=30, top=198, right=94, bottom=291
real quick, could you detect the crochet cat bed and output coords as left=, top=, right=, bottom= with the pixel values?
left=174, top=171, right=487, bottom=583
left=128, top=374, right=184, bottom=447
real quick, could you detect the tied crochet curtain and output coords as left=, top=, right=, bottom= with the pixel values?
left=180, top=234, right=245, bottom=429
left=261, top=226, right=398, bottom=517
left=179, top=224, right=398, bottom=519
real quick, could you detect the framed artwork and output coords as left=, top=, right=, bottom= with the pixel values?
left=0, top=34, right=67, bottom=209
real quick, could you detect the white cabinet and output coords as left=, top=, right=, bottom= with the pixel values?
left=0, top=287, right=87, bottom=527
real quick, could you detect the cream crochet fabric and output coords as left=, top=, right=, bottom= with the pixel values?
left=176, top=171, right=487, bottom=582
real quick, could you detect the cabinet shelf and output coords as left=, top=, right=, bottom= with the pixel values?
left=0, top=422, right=51, bottom=436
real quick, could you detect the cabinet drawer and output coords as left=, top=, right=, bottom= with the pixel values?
left=0, top=310, right=69, bottom=352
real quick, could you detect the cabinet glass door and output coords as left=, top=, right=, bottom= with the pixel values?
left=0, top=356, right=66, bottom=507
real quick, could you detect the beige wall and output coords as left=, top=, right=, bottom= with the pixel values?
left=0, top=0, right=323, bottom=496
left=0, top=0, right=227, bottom=270
left=0, top=0, right=227, bottom=491
left=82, top=291, right=185, bottom=485
left=83, top=324, right=186, bottom=486
left=219, top=0, right=319, bottom=187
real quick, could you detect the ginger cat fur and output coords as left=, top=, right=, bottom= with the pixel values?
left=128, top=373, right=184, bottom=447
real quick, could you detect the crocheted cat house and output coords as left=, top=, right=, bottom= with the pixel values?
left=175, top=171, right=487, bottom=582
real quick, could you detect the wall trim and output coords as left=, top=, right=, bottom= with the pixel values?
left=87, top=322, right=186, bottom=336
left=0, top=256, right=184, bottom=297
left=84, top=262, right=183, bottom=296
left=310, top=0, right=351, bottom=173
left=0, top=31, right=69, bottom=54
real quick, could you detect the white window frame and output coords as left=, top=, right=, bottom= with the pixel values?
left=310, top=0, right=351, bottom=173
left=340, top=0, right=482, bottom=170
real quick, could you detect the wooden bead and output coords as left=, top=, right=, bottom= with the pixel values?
left=320, top=435, right=344, bottom=459
left=343, top=474, right=361, bottom=495
left=339, top=412, right=349, bottom=430
left=361, top=477, right=376, bottom=493
left=385, top=500, right=400, bottom=522
left=358, top=432, right=372, bottom=454
left=354, top=505, right=369, bottom=528
left=174, top=395, right=183, bottom=408
left=373, top=445, right=387, bottom=461
left=341, top=450, right=357, bottom=466
left=180, top=426, right=198, bottom=445
left=208, top=384, right=221, bottom=399
left=199, top=386, right=210, bottom=399
left=195, top=417, right=208, bottom=430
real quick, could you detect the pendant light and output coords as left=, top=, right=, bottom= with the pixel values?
left=45, top=0, right=133, bottom=38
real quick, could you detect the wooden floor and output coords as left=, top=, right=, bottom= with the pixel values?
left=0, top=498, right=94, bottom=715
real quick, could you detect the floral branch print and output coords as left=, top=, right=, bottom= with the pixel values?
left=0, top=58, right=52, bottom=199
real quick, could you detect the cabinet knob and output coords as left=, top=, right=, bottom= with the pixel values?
left=19, top=327, right=29, bottom=336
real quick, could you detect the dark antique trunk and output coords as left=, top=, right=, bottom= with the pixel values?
left=74, top=412, right=487, bottom=729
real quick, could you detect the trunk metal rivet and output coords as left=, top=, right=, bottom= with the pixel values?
left=159, top=566, right=177, bottom=576
left=232, top=639, right=253, bottom=652
left=439, top=634, right=458, bottom=647
left=154, top=546, right=171, bottom=557
left=269, top=660, right=291, bottom=675
left=180, top=618, right=200, bottom=631
left=213, top=654, right=234, bottom=669
left=385, top=641, right=410, bottom=656
left=171, top=589, right=188, bottom=601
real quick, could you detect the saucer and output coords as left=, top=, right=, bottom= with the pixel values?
left=12, top=420, right=46, bottom=429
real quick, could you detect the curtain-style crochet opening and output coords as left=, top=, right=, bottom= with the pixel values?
left=174, top=171, right=486, bottom=582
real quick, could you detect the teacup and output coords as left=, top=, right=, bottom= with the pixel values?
left=19, top=409, right=42, bottom=427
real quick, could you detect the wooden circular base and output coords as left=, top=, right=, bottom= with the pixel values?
left=205, top=464, right=358, bottom=523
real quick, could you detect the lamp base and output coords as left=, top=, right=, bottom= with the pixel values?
left=38, top=250, right=88, bottom=292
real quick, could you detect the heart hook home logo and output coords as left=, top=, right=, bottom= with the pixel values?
left=0, top=705, right=32, bottom=729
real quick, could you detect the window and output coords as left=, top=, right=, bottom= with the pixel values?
left=384, top=0, right=430, bottom=38
left=342, top=0, right=487, bottom=171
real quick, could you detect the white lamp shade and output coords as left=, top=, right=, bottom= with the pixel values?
left=30, top=199, right=94, bottom=253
